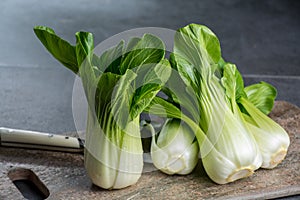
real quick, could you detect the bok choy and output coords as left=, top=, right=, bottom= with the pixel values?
left=243, top=81, right=277, bottom=115
left=145, top=119, right=199, bottom=175
left=34, top=23, right=290, bottom=187
left=239, top=97, right=290, bottom=169
left=170, top=24, right=263, bottom=184
left=34, top=26, right=171, bottom=189
left=146, top=24, right=263, bottom=184
left=220, top=60, right=290, bottom=169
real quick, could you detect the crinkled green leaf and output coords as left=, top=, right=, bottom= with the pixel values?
left=169, top=52, right=201, bottom=92
left=95, top=72, right=121, bottom=119
left=33, top=26, right=78, bottom=74
left=244, top=81, right=277, bottom=115
left=75, top=32, right=98, bottom=110
left=145, top=96, right=183, bottom=119
left=111, top=59, right=171, bottom=128
left=174, top=24, right=221, bottom=65
left=221, top=64, right=237, bottom=101
left=120, top=34, right=165, bottom=74
left=221, top=63, right=247, bottom=104
left=145, top=96, right=207, bottom=146
left=170, top=24, right=222, bottom=100
left=161, top=69, right=200, bottom=122
left=75, top=31, right=94, bottom=67
left=130, top=59, right=171, bottom=119
left=110, top=69, right=137, bottom=128
left=125, top=37, right=141, bottom=53
left=100, top=41, right=124, bottom=74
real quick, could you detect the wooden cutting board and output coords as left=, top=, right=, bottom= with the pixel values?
left=0, top=101, right=299, bottom=200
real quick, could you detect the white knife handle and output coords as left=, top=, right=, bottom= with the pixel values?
left=0, top=127, right=84, bottom=153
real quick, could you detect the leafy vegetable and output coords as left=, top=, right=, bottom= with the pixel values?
left=216, top=57, right=277, bottom=115
left=239, top=97, right=290, bottom=169
left=219, top=51, right=288, bottom=170
left=34, top=26, right=78, bottom=74
left=34, top=23, right=290, bottom=187
left=145, top=119, right=199, bottom=175
left=147, top=24, right=262, bottom=184
left=34, top=26, right=171, bottom=189
left=243, top=81, right=277, bottom=115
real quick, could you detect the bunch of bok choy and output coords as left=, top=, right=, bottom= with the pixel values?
left=34, top=26, right=171, bottom=189
left=146, top=23, right=289, bottom=184
left=34, top=23, right=290, bottom=187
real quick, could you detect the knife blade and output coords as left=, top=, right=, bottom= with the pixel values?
left=0, top=127, right=84, bottom=153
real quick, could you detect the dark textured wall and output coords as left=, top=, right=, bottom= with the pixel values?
left=0, top=0, right=299, bottom=133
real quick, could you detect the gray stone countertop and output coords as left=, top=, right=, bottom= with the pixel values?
left=0, top=101, right=299, bottom=199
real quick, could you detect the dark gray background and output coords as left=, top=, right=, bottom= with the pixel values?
left=0, top=0, right=299, bottom=134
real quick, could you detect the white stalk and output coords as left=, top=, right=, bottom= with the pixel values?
left=84, top=109, right=143, bottom=189
left=146, top=119, right=199, bottom=175
left=179, top=74, right=262, bottom=184
left=240, top=98, right=290, bottom=169
left=185, top=110, right=262, bottom=184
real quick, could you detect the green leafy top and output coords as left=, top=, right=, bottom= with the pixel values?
left=221, top=63, right=247, bottom=112
left=243, top=82, right=277, bottom=115
left=34, top=26, right=78, bottom=74
left=34, top=24, right=277, bottom=135
left=34, top=26, right=171, bottom=131
left=170, top=24, right=221, bottom=93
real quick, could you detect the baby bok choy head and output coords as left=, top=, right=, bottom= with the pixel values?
left=143, top=119, right=199, bottom=175
left=171, top=24, right=263, bottom=184
left=217, top=50, right=290, bottom=169
left=239, top=96, right=290, bottom=169
left=240, top=82, right=290, bottom=168
left=221, top=61, right=290, bottom=169
left=34, top=26, right=171, bottom=189
left=146, top=24, right=262, bottom=184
